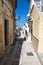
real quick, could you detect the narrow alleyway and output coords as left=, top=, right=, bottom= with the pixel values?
left=0, top=38, right=23, bottom=65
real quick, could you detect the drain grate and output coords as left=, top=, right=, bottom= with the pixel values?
left=27, top=52, right=33, bottom=56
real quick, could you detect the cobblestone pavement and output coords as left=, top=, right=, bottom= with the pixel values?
left=0, top=38, right=23, bottom=65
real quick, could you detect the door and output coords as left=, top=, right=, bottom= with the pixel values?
left=4, top=19, right=9, bottom=47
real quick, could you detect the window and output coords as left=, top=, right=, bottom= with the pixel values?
left=37, top=7, right=40, bottom=11
left=41, top=6, right=43, bottom=12
left=42, top=0, right=43, bottom=6
left=36, top=1, right=40, bottom=6
left=35, top=0, right=41, bottom=6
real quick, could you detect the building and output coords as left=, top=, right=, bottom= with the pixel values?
left=21, top=22, right=30, bottom=40
left=29, top=0, right=43, bottom=13
left=28, top=0, right=43, bottom=62
left=34, top=0, right=43, bottom=12
left=0, top=0, right=17, bottom=55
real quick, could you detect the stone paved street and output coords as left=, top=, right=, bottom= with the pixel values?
left=0, top=38, right=23, bottom=65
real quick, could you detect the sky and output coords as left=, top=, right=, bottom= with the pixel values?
left=15, top=0, right=29, bottom=28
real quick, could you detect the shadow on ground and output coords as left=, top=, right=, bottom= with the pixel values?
left=0, top=38, right=23, bottom=65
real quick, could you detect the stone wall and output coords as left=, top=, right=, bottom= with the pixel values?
left=0, top=0, right=16, bottom=54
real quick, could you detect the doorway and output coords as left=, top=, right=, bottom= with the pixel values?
left=4, top=19, right=9, bottom=47
left=31, top=21, right=33, bottom=34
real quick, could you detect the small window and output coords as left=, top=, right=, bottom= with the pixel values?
left=37, top=6, right=40, bottom=11
left=25, top=30, right=27, bottom=36
left=23, top=31, right=24, bottom=34
left=41, top=6, right=43, bottom=12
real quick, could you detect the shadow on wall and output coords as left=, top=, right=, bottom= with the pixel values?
left=31, top=34, right=39, bottom=52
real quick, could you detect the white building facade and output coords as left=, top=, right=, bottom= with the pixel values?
left=34, top=0, right=43, bottom=12
left=29, top=0, right=43, bottom=13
